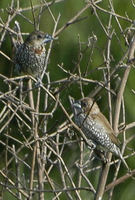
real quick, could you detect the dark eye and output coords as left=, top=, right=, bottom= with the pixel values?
left=37, top=34, right=42, bottom=39
left=81, top=101, right=87, bottom=108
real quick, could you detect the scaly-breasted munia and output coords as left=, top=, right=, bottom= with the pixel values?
left=70, top=97, right=129, bottom=169
left=14, top=31, right=53, bottom=78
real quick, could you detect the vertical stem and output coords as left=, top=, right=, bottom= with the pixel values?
left=35, top=87, right=44, bottom=200
left=94, top=12, right=113, bottom=200
left=28, top=79, right=36, bottom=199
left=114, top=35, right=135, bottom=134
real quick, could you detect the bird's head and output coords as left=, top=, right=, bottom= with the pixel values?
left=25, top=31, right=54, bottom=48
left=69, top=96, right=100, bottom=116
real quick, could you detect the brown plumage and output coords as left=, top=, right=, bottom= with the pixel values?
left=14, top=31, right=53, bottom=78
left=70, top=97, right=129, bottom=170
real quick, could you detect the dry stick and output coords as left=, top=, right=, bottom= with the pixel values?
left=40, top=133, right=71, bottom=199
left=92, top=1, right=132, bottom=23
left=109, top=98, right=127, bottom=200
left=40, top=13, right=60, bottom=81
left=55, top=134, right=69, bottom=199
left=54, top=0, right=102, bottom=36
left=28, top=79, right=35, bottom=110
left=13, top=145, right=22, bottom=199
left=42, top=132, right=69, bottom=183
left=3, top=105, right=32, bottom=146
left=4, top=78, right=13, bottom=188
left=0, top=86, right=35, bottom=112
left=28, top=79, right=36, bottom=200
left=0, top=105, right=19, bottom=134
left=50, top=76, right=116, bottom=96
left=34, top=17, right=55, bottom=194
left=0, top=50, right=13, bottom=62
left=24, top=80, right=45, bottom=200
left=38, top=13, right=59, bottom=131
left=1, top=2, right=17, bottom=195
left=29, top=145, right=36, bottom=199
left=78, top=140, right=84, bottom=194
left=77, top=35, right=84, bottom=98
left=41, top=73, right=50, bottom=197
left=0, top=170, right=29, bottom=198
left=114, top=34, right=135, bottom=133
left=58, top=137, right=74, bottom=200
left=36, top=0, right=56, bottom=29
left=29, top=82, right=45, bottom=200
left=43, top=0, right=57, bottom=23
left=44, top=142, right=82, bottom=200
left=124, top=122, right=135, bottom=132
left=105, top=169, right=135, bottom=192
left=108, top=6, right=122, bottom=199
left=18, top=0, right=63, bottom=12
left=0, top=182, right=20, bottom=199
left=0, top=101, right=31, bottom=131
left=0, top=105, right=9, bottom=122
left=4, top=134, right=23, bottom=145
left=56, top=100, right=98, bottom=197
left=44, top=166, right=60, bottom=200
left=37, top=92, right=95, bottom=198
left=88, top=4, right=132, bottom=99
left=38, top=85, right=95, bottom=149
left=37, top=14, right=60, bottom=200
left=112, top=18, right=135, bottom=200
left=76, top=163, right=96, bottom=194
left=29, top=0, right=37, bottom=29
left=57, top=161, right=73, bottom=199
left=77, top=36, right=85, bottom=193
left=0, top=23, right=18, bottom=35
left=92, top=3, right=108, bottom=36
left=94, top=24, right=114, bottom=200
left=94, top=15, right=135, bottom=200
left=2, top=134, right=33, bottom=171
left=106, top=19, right=113, bottom=127
left=29, top=20, right=57, bottom=188
left=0, top=0, right=17, bottom=48
left=0, top=139, right=31, bottom=169
left=108, top=0, right=124, bottom=37
left=35, top=87, right=45, bottom=200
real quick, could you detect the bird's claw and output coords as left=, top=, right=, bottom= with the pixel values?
left=35, top=78, right=43, bottom=88
left=87, top=140, right=96, bottom=150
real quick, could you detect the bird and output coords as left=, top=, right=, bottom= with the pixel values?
left=70, top=97, right=129, bottom=170
left=14, top=30, right=53, bottom=78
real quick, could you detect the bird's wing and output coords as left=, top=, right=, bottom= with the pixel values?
left=92, top=113, right=120, bottom=146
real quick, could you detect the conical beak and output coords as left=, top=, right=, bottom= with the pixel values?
left=43, top=34, right=54, bottom=43
left=73, top=101, right=81, bottom=109
left=69, top=96, right=81, bottom=109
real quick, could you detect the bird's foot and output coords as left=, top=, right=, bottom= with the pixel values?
left=35, top=78, right=43, bottom=88
left=87, top=140, right=96, bottom=150
left=93, top=149, right=107, bottom=163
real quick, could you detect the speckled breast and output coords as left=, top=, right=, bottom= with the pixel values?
left=15, top=43, right=46, bottom=77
